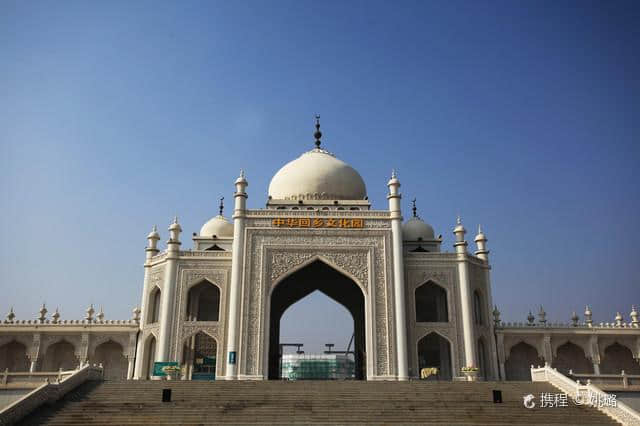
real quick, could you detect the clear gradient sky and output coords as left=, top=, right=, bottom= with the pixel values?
left=1, top=1, right=638, bottom=353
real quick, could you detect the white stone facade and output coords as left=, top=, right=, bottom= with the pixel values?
left=1, top=125, right=638, bottom=381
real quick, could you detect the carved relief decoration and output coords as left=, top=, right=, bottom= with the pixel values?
left=0, top=335, right=32, bottom=351
left=77, top=333, right=90, bottom=361
left=597, top=336, right=638, bottom=361
left=550, top=336, right=590, bottom=360
left=171, top=266, right=229, bottom=360
left=88, top=333, right=132, bottom=358
left=503, top=335, right=544, bottom=361
left=239, top=229, right=394, bottom=378
left=269, top=251, right=369, bottom=290
left=406, top=266, right=462, bottom=374
left=39, top=334, right=82, bottom=356
left=149, top=269, right=164, bottom=292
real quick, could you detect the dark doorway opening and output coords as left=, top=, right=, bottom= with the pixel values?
left=268, top=260, right=366, bottom=380
left=417, top=332, right=452, bottom=380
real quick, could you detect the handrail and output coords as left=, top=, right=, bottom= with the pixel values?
left=531, top=364, right=640, bottom=426
left=1, top=369, right=77, bottom=385
left=0, top=364, right=103, bottom=425
left=569, top=371, right=640, bottom=389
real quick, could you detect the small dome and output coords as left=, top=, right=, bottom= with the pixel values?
left=200, top=215, right=233, bottom=238
left=403, top=217, right=435, bottom=241
left=268, top=149, right=367, bottom=201
left=474, top=227, right=487, bottom=242
left=147, top=226, right=160, bottom=240
left=169, top=217, right=182, bottom=232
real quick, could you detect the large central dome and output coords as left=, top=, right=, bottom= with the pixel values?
left=268, top=148, right=367, bottom=201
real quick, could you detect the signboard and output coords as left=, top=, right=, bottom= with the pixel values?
left=228, top=351, right=236, bottom=364
left=153, top=361, right=178, bottom=377
left=272, top=218, right=363, bottom=228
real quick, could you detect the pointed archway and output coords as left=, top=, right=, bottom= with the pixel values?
left=182, top=332, right=217, bottom=380
left=142, top=335, right=156, bottom=379
left=0, top=341, right=29, bottom=372
left=93, top=340, right=127, bottom=380
left=505, top=342, right=544, bottom=381
left=553, top=342, right=593, bottom=375
left=268, top=259, right=366, bottom=380
left=417, top=332, right=452, bottom=380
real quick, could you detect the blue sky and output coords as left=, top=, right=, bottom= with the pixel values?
left=1, top=1, right=638, bottom=353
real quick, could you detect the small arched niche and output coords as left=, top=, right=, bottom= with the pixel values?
left=148, top=287, right=161, bottom=324
left=473, top=290, right=484, bottom=325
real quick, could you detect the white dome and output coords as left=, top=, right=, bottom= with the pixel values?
left=199, top=215, right=233, bottom=238
left=403, top=217, right=435, bottom=241
left=268, top=148, right=367, bottom=201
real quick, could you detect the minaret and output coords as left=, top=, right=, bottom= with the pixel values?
left=156, top=217, right=181, bottom=364
left=474, top=225, right=489, bottom=262
left=474, top=224, right=498, bottom=378
left=134, top=225, right=160, bottom=379
left=454, top=216, right=477, bottom=370
left=387, top=169, right=409, bottom=380
left=225, top=170, right=248, bottom=379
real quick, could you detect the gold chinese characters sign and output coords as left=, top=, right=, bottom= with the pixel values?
left=272, top=218, right=363, bottom=228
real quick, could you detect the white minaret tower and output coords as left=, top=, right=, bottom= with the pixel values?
left=156, top=217, right=181, bottom=363
left=474, top=225, right=489, bottom=262
left=454, top=216, right=477, bottom=370
left=387, top=170, right=409, bottom=380
left=225, top=170, right=248, bottom=379
left=134, top=226, right=160, bottom=379
left=474, top=225, right=499, bottom=379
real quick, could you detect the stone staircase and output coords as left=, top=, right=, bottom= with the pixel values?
left=18, top=380, right=618, bottom=425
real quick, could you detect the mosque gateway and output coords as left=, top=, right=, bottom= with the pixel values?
left=1, top=120, right=639, bottom=384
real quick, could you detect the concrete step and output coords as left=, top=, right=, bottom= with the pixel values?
left=18, top=380, right=619, bottom=425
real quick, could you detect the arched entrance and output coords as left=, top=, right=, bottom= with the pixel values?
left=268, top=260, right=366, bottom=380
left=505, top=342, right=544, bottom=381
left=42, top=340, right=77, bottom=371
left=0, top=341, right=29, bottom=372
left=93, top=341, right=127, bottom=380
left=553, top=342, right=593, bottom=375
left=601, top=343, right=640, bottom=375
left=417, top=332, right=452, bottom=380
left=182, top=332, right=217, bottom=380
left=142, top=335, right=156, bottom=379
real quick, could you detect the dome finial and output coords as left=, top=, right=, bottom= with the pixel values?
left=412, top=198, right=417, bottom=217
left=218, top=196, right=224, bottom=216
left=314, top=115, right=322, bottom=148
